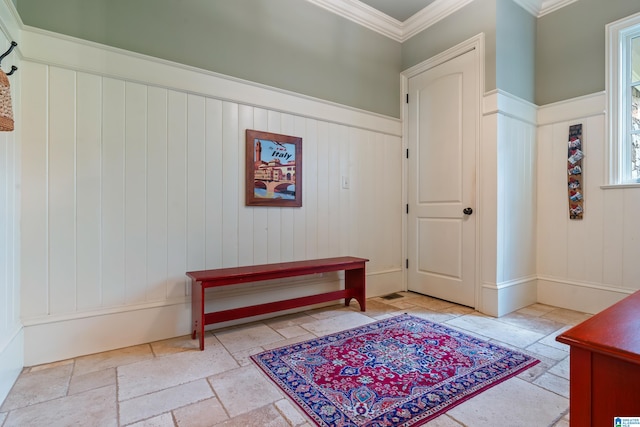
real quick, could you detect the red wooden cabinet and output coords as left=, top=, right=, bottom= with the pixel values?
left=556, top=290, right=640, bottom=426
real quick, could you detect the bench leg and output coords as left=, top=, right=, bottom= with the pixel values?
left=345, top=267, right=366, bottom=311
left=191, top=279, right=205, bottom=350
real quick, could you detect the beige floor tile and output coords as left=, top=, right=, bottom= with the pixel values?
left=533, top=372, right=570, bottom=398
left=263, top=312, right=317, bottom=329
left=304, top=305, right=355, bottom=320
left=68, top=367, right=116, bottom=395
left=0, top=297, right=594, bottom=427
left=173, top=397, right=229, bottom=427
left=119, top=379, right=213, bottom=425
left=209, top=365, right=283, bottom=418
left=359, top=299, right=405, bottom=316
left=553, top=413, right=570, bottom=427
left=548, top=356, right=570, bottom=379
left=542, top=308, right=592, bottom=325
left=127, top=413, right=175, bottom=427
left=215, top=323, right=285, bottom=354
left=516, top=360, right=551, bottom=383
left=496, top=311, right=566, bottom=335
left=405, top=307, right=457, bottom=324
left=408, top=296, right=457, bottom=311
left=441, top=305, right=475, bottom=316
left=517, top=303, right=557, bottom=317
left=150, top=334, right=203, bottom=356
left=446, top=314, right=546, bottom=348
left=447, top=378, right=568, bottom=426
left=214, top=404, right=289, bottom=427
left=74, top=344, right=154, bottom=376
left=230, top=346, right=265, bottom=367
left=538, top=325, right=573, bottom=351
left=525, top=342, right=569, bottom=361
left=261, top=333, right=317, bottom=351
left=27, top=358, right=74, bottom=373
left=0, top=363, right=72, bottom=411
left=3, top=385, right=117, bottom=427
left=118, top=341, right=238, bottom=400
left=299, top=311, right=373, bottom=336
left=274, top=398, right=309, bottom=426
left=275, top=325, right=309, bottom=339
left=423, top=414, right=465, bottom=426
left=381, top=299, right=418, bottom=309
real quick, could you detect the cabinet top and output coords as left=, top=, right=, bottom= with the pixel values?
left=556, top=290, right=640, bottom=364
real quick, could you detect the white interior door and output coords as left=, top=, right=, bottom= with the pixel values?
left=407, top=49, right=478, bottom=307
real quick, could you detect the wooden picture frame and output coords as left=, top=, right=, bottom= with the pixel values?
left=245, top=129, right=302, bottom=207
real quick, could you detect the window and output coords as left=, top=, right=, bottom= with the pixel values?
left=607, top=12, right=640, bottom=185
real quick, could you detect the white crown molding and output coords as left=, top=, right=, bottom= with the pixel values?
left=513, top=0, right=579, bottom=17
left=306, top=0, right=404, bottom=41
left=403, top=0, right=474, bottom=41
left=307, top=0, right=578, bottom=41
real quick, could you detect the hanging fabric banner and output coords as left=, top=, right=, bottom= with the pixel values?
left=567, top=124, right=584, bottom=219
left=0, top=69, right=14, bottom=131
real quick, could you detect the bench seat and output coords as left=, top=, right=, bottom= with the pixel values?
left=186, top=256, right=368, bottom=350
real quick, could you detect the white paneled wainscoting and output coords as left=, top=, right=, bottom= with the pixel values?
left=480, top=90, right=538, bottom=317
left=536, top=92, right=640, bottom=313
left=0, top=0, right=22, bottom=406
left=19, top=28, right=403, bottom=366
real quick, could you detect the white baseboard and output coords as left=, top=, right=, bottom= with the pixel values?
left=24, top=302, right=191, bottom=367
left=537, top=278, right=630, bottom=314
left=481, top=277, right=538, bottom=317
left=23, top=272, right=395, bottom=366
left=365, top=269, right=404, bottom=298
left=0, top=326, right=23, bottom=406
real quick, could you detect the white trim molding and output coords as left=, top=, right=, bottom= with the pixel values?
left=483, top=89, right=538, bottom=125
left=0, top=327, right=23, bottom=404
left=21, top=26, right=402, bottom=137
left=481, top=277, right=538, bottom=317
left=307, top=0, right=578, bottom=42
left=537, top=277, right=632, bottom=314
left=512, top=0, right=578, bottom=17
left=307, top=0, right=472, bottom=42
left=537, top=91, right=605, bottom=126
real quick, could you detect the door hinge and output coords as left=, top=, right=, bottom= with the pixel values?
left=406, top=259, right=409, bottom=269
left=406, top=93, right=409, bottom=104
left=406, top=148, right=409, bottom=159
left=406, top=204, right=409, bottom=214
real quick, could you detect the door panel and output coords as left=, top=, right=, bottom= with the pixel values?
left=407, top=49, right=477, bottom=307
left=418, top=219, right=461, bottom=278
left=418, top=74, right=462, bottom=204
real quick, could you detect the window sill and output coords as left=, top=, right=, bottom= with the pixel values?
left=600, top=183, right=640, bottom=189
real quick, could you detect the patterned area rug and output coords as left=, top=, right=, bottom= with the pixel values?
left=252, top=314, right=539, bottom=426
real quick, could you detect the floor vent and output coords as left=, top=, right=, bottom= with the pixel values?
left=381, top=293, right=403, bottom=300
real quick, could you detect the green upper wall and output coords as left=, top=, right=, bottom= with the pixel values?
left=536, top=0, right=640, bottom=105
left=496, top=0, right=535, bottom=102
left=402, top=0, right=498, bottom=95
left=16, top=0, right=640, bottom=111
left=16, top=0, right=402, bottom=117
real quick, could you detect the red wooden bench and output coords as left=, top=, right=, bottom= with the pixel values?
left=186, top=256, right=368, bottom=350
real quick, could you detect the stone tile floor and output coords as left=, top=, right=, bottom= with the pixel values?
left=0, top=292, right=591, bottom=426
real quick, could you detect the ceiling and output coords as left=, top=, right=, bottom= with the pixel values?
left=357, top=0, right=438, bottom=22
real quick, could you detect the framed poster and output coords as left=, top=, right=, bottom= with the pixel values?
left=245, top=129, right=302, bottom=207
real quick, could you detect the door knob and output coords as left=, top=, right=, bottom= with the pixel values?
left=463, top=207, right=473, bottom=215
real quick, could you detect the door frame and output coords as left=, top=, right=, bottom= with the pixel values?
left=400, top=33, right=485, bottom=309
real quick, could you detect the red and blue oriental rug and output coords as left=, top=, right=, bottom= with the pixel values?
left=251, top=314, right=539, bottom=426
